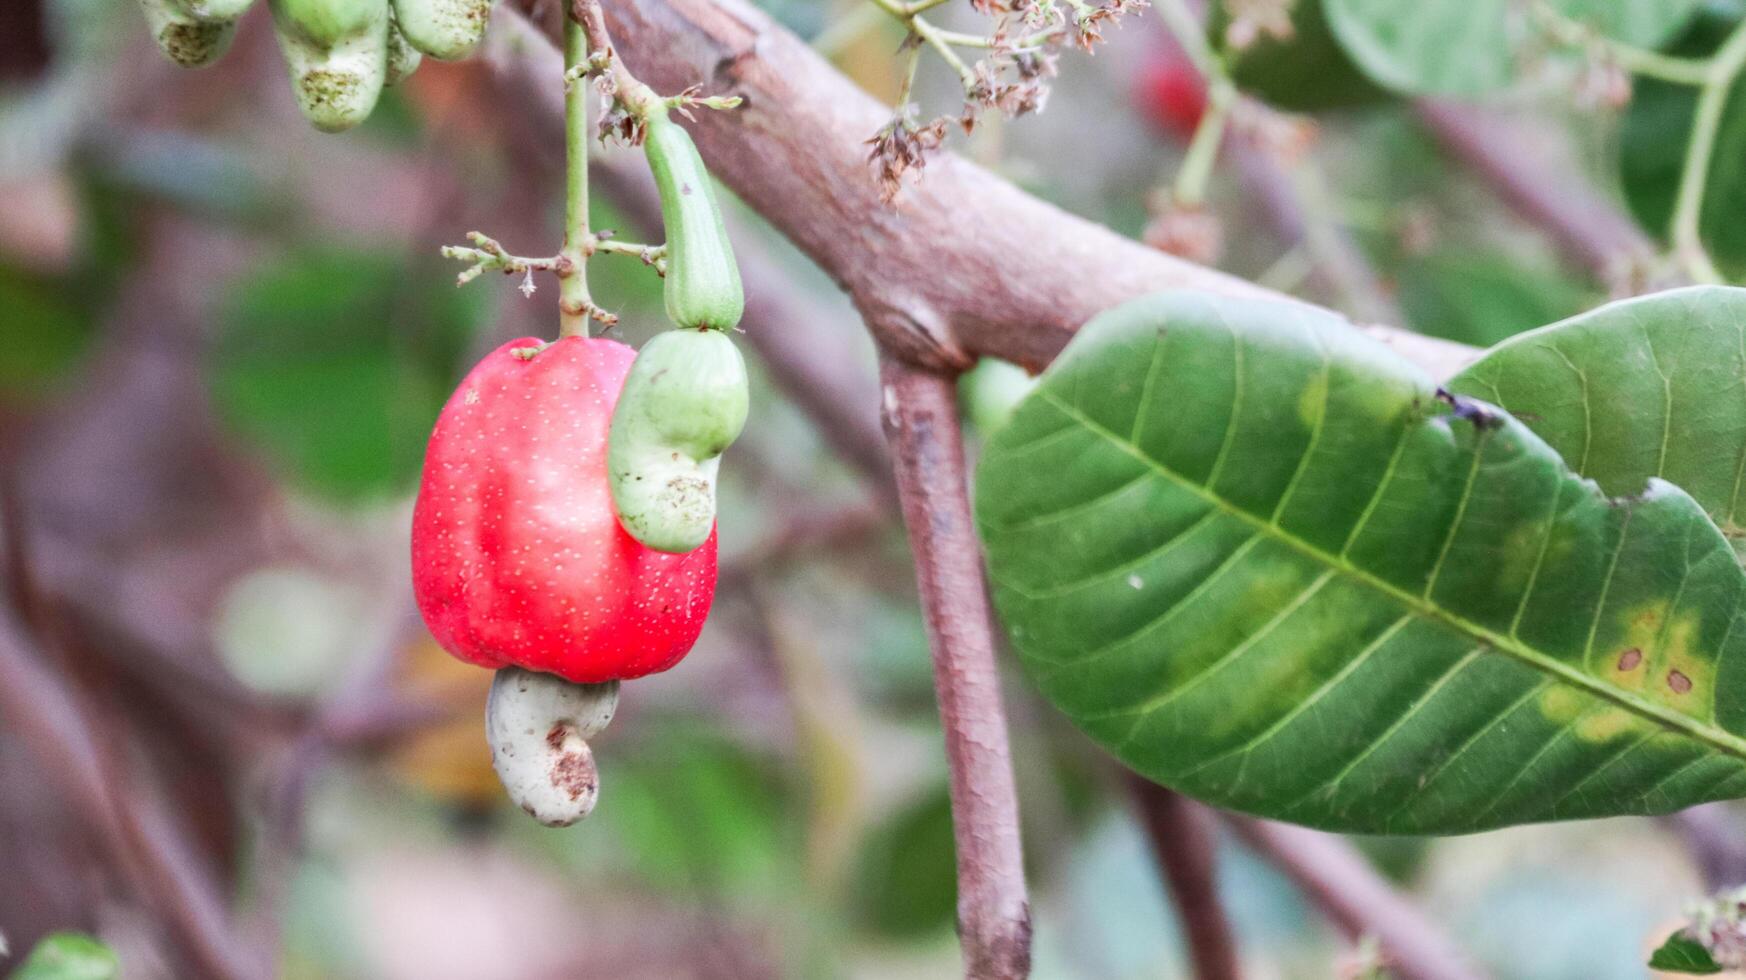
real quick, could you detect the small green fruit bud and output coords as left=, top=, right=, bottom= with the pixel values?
left=171, top=0, right=257, bottom=22
left=275, top=0, right=385, bottom=46
left=391, top=0, right=493, bottom=61
left=138, top=0, right=236, bottom=67
left=385, top=7, right=423, bottom=85
left=271, top=0, right=389, bottom=132
left=644, top=111, right=744, bottom=332
left=608, top=329, right=749, bottom=554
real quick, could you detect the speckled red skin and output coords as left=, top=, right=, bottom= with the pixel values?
left=411, top=336, right=717, bottom=684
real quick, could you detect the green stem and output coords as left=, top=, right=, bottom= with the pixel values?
left=812, top=3, right=887, bottom=59
left=1532, top=3, right=1710, bottom=87
left=559, top=16, right=594, bottom=338
left=1672, top=21, right=1746, bottom=284
left=1153, top=0, right=1218, bottom=77
left=1173, top=79, right=1233, bottom=208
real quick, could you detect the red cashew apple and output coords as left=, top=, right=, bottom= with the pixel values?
left=411, top=335, right=718, bottom=685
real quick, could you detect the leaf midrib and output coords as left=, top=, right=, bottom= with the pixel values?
left=1030, top=388, right=1746, bottom=761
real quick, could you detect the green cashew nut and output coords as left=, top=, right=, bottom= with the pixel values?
left=138, top=0, right=236, bottom=67
left=170, top=0, right=257, bottom=23
left=271, top=0, right=389, bottom=132
left=391, top=0, right=494, bottom=61
left=276, top=0, right=384, bottom=45
left=608, top=329, right=749, bottom=553
left=644, top=111, right=744, bottom=332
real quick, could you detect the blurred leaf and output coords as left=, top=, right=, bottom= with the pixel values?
left=977, top=291, right=1746, bottom=835
left=1324, top=0, right=1518, bottom=95
left=960, top=358, right=1037, bottom=437
left=1555, top=0, right=1705, bottom=46
left=212, top=565, right=368, bottom=697
left=1649, top=932, right=1723, bottom=973
left=208, top=247, right=481, bottom=503
left=0, top=265, right=94, bottom=398
left=1397, top=251, right=1588, bottom=347
left=1347, top=834, right=1430, bottom=883
left=1324, top=0, right=1701, bottom=97
left=604, top=730, right=794, bottom=892
left=851, top=786, right=957, bottom=939
left=11, top=932, right=118, bottom=980
left=1620, top=7, right=1746, bottom=273
left=1212, top=0, right=1389, bottom=111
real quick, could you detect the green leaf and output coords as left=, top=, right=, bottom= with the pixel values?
left=0, top=266, right=96, bottom=399
left=1554, top=0, right=1703, bottom=48
left=12, top=932, right=119, bottom=980
left=1323, top=0, right=1701, bottom=97
left=1324, top=0, right=1517, bottom=96
left=975, top=291, right=1746, bottom=835
left=1450, top=287, right=1746, bottom=555
left=1648, top=931, right=1723, bottom=974
left=1211, top=0, right=1388, bottom=111
left=603, top=730, right=794, bottom=893
left=1620, top=9, right=1746, bottom=273
left=1397, top=251, right=1589, bottom=348
left=851, top=786, right=958, bottom=938
left=208, top=248, right=481, bottom=504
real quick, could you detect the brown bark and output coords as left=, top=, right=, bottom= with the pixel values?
left=1128, top=779, right=1243, bottom=980
left=881, top=357, right=1031, bottom=979
left=1223, top=815, right=1484, bottom=980
left=582, top=0, right=1475, bottom=379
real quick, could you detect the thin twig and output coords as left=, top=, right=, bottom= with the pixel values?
left=1221, top=815, right=1485, bottom=980
left=0, top=601, right=260, bottom=980
left=1127, top=778, right=1243, bottom=980
left=1664, top=803, right=1746, bottom=891
left=880, top=356, right=1031, bottom=979
left=1415, top=101, right=1655, bottom=289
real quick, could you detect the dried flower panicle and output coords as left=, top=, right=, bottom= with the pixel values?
left=867, top=0, right=1144, bottom=202
left=1223, top=0, right=1295, bottom=52
left=1069, top=0, right=1147, bottom=52
left=867, top=108, right=952, bottom=202
left=1686, top=886, right=1746, bottom=969
left=1142, top=198, right=1224, bottom=266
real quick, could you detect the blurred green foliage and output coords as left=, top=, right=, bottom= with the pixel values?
left=852, top=787, right=958, bottom=938
left=9, top=933, right=117, bottom=980
left=207, top=247, right=483, bottom=503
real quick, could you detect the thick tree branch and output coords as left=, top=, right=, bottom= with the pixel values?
left=880, top=357, right=1030, bottom=979
left=1128, top=778, right=1243, bottom=980
left=575, top=0, right=1475, bottom=380
left=1221, top=815, right=1482, bottom=980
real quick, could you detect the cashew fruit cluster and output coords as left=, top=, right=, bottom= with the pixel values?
left=411, top=336, right=718, bottom=684
left=133, top=0, right=495, bottom=131
left=606, top=110, right=751, bottom=554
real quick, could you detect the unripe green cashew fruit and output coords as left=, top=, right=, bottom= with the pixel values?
left=170, top=0, right=257, bottom=23
left=385, top=7, right=423, bottom=86
left=276, top=0, right=384, bottom=46
left=270, top=0, right=389, bottom=132
left=608, top=330, right=749, bottom=554
left=138, top=0, right=236, bottom=67
left=644, top=111, right=744, bottom=332
left=391, top=0, right=493, bottom=61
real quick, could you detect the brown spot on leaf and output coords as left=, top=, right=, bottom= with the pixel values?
left=1668, top=670, right=1693, bottom=694
left=1616, top=648, right=1642, bottom=672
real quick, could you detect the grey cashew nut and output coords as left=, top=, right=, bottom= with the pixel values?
left=485, top=668, right=619, bottom=827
